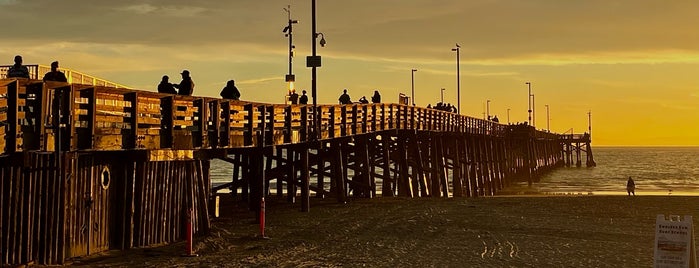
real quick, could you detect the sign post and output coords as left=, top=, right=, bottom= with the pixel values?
left=654, top=214, right=696, bottom=268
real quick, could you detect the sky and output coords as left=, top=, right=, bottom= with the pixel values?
left=1, top=0, right=698, bottom=146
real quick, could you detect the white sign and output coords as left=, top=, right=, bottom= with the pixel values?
left=654, top=215, right=696, bottom=268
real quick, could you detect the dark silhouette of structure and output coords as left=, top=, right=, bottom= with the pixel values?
left=299, top=90, right=308, bottom=104
left=42, top=61, right=67, bottom=82
left=220, top=80, right=241, bottom=100
left=371, top=90, right=381, bottom=103
left=7, top=55, right=29, bottom=78
left=174, top=70, right=194, bottom=96
left=338, top=89, right=351, bottom=104
left=157, top=75, right=177, bottom=94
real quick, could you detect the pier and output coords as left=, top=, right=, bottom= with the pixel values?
left=0, top=76, right=593, bottom=265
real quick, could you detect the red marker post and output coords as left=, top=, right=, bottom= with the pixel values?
left=182, top=208, right=199, bottom=257
left=260, top=197, right=267, bottom=238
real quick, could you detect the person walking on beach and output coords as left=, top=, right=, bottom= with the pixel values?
left=299, top=90, right=308, bottom=104
left=174, top=70, right=194, bottom=96
left=42, top=61, right=68, bottom=82
left=626, top=177, right=635, bottom=196
left=338, top=89, right=351, bottom=104
left=157, top=75, right=177, bottom=94
left=220, top=80, right=240, bottom=100
left=7, top=55, right=30, bottom=78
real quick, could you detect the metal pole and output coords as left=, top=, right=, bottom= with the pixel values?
left=545, top=104, right=551, bottom=132
left=440, top=88, right=445, bottom=103
left=486, top=99, right=490, bottom=119
left=507, top=108, right=510, bottom=124
left=452, top=45, right=461, bottom=114
left=527, top=84, right=532, bottom=126
left=411, top=69, right=417, bottom=106
left=588, top=110, right=592, bottom=137
left=532, top=94, right=536, bottom=129
left=311, top=0, right=319, bottom=139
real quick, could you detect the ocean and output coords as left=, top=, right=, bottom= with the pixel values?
left=209, top=147, right=699, bottom=196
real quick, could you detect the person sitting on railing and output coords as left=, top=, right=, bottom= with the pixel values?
left=338, top=89, right=351, bottom=104
left=173, top=70, right=194, bottom=96
left=157, top=75, right=177, bottom=94
left=220, top=80, right=240, bottom=100
left=42, top=61, right=68, bottom=82
left=371, top=90, right=381, bottom=103
left=359, top=96, right=369, bottom=104
left=492, top=115, right=499, bottom=123
left=299, top=90, right=308, bottom=104
left=7, top=55, right=30, bottom=79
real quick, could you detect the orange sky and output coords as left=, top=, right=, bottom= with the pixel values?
left=1, top=0, right=697, bottom=146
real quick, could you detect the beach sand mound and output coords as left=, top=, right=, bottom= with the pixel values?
left=75, top=195, right=699, bottom=267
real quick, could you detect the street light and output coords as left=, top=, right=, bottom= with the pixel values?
left=532, top=94, right=536, bottom=129
left=283, top=5, right=299, bottom=99
left=507, top=108, right=510, bottom=124
left=545, top=104, right=550, bottom=132
left=411, top=69, right=417, bottom=106
left=525, top=82, right=532, bottom=126
left=307, top=0, right=326, bottom=140
left=452, top=44, right=461, bottom=114
left=486, top=99, right=491, bottom=120
left=440, top=88, right=445, bottom=103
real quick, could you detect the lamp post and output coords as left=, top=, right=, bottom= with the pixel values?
left=532, top=94, right=536, bottom=129
left=440, top=88, right=445, bottom=103
left=283, top=6, right=299, bottom=100
left=411, top=69, right=417, bottom=106
left=545, top=104, right=550, bottom=132
left=588, top=110, right=592, bottom=137
left=525, top=82, right=532, bottom=126
left=308, top=0, right=325, bottom=140
left=507, top=108, right=510, bottom=124
left=486, top=99, right=491, bottom=120
left=452, top=44, right=461, bottom=114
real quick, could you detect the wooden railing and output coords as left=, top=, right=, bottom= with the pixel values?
left=0, top=79, right=572, bottom=156
left=0, top=65, right=130, bottom=88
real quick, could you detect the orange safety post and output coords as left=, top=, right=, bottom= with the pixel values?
left=260, top=197, right=267, bottom=238
left=182, top=208, right=199, bottom=257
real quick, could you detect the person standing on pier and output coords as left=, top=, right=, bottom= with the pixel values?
left=174, top=70, right=194, bottom=96
left=289, top=89, right=299, bottom=104
left=371, top=90, right=381, bottom=103
left=157, top=75, right=177, bottom=94
left=42, top=61, right=68, bottom=82
left=220, top=80, right=241, bottom=100
left=338, top=89, right=351, bottom=104
left=7, top=55, right=30, bottom=78
left=626, top=177, right=635, bottom=196
left=299, top=90, right=308, bottom=104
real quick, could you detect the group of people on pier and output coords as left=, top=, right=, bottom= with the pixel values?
left=288, top=89, right=309, bottom=104
left=427, top=102, right=457, bottom=113
left=157, top=70, right=195, bottom=96
left=338, top=89, right=381, bottom=105
left=6, top=55, right=67, bottom=82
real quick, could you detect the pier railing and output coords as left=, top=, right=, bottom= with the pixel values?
left=0, top=78, right=531, bottom=157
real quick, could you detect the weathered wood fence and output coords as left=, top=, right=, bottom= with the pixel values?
left=0, top=78, right=592, bottom=265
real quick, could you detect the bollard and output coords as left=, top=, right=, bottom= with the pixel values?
left=182, top=208, right=199, bottom=257
left=260, top=197, right=266, bottom=238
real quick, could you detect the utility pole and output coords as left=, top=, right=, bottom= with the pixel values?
left=283, top=5, right=299, bottom=101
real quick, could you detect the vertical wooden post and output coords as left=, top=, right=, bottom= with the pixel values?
left=160, top=96, right=174, bottom=149
left=220, top=101, right=231, bottom=147
left=284, top=106, right=292, bottom=143
left=125, top=92, right=138, bottom=149
left=300, top=147, right=310, bottom=212
left=381, top=134, right=393, bottom=197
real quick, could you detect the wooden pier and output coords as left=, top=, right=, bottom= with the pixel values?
left=0, top=78, right=593, bottom=265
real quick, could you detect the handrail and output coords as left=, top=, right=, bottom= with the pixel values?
left=0, top=64, right=131, bottom=88
left=0, top=78, right=585, bottom=155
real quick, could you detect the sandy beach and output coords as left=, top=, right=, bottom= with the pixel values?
left=75, top=194, right=699, bottom=267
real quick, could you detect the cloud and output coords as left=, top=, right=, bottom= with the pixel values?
left=0, top=0, right=17, bottom=5
left=116, top=4, right=207, bottom=17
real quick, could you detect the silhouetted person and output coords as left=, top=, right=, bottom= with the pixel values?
left=492, top=115, right=499, bottom=123
left=220, top=80, right=240, bottom=100
left=173, top=70, right=194, bottom=96
left=371, top=90, right=381, bottom=103
left=626, top=177, right=635, bottom=196
left=7, top=55, right=29, bottom=78
left=338, top=89, right=351, bottom=104
left=157, top=75, right=177, bottom=94
left=359, top=96, right=369, bottom=104
left=299, top=90, right=308, bottom=104
left=42, top=61, right=67, bottom=82
left=289, top=89, right=299, bottom=104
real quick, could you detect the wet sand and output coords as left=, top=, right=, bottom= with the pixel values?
left=75, top=195, right=699, bottom=267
